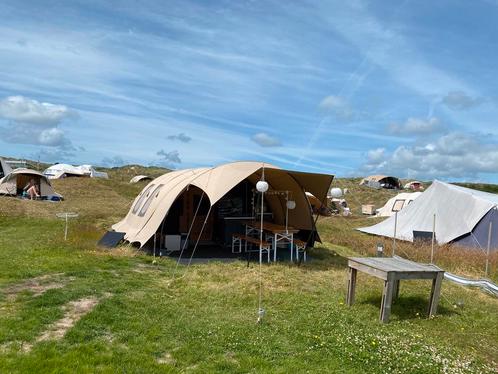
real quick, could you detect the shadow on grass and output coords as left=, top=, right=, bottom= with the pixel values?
left=359, top=295, right=458, bottom=321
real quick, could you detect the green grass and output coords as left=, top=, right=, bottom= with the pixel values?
left=0, top=175, right=497, bottom=373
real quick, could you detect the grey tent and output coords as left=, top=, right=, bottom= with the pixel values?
left=358, top=181, right=498, bottom=251
left=0, top=157, right=12, bottom=179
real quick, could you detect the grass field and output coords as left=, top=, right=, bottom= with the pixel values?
left=0, top=172, right=497, bottom=373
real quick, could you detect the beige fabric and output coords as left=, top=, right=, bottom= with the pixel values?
left=112, top=161, right=334, bottom=247
left=0, top=168, right=61, bottom=197
left=130, top=175, right=152, bottom=184
left=361, top=175, right=388, bottom=184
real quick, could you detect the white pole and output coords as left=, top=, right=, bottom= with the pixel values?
left=431, top=213, right=436, bottom=264
left=486, top=221, right=492, bottom=278
left=393, top=211, right=398, bottom=256
left=64, top=213, right=68, bottom=241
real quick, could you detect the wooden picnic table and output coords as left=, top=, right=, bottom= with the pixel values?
left=346, top=256, right=444, bottom=323
left=242, top=221, right=299, bottom=261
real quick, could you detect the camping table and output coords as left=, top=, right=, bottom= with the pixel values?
left=346, top=256, right=444, bottom=323
left=243, top=221, right=299, bottom=261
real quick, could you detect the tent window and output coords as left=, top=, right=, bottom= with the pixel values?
left=132, top=184, right=155, bottom=215
left=392, top=199, right=405, bottom=212
left=138, top=184, right=164, bottom=217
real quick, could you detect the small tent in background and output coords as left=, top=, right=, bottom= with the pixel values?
left=404, top=181, right=424, bottom=191
left=43, top=164, right=109, bottom=179
left=358, top=181, right=498, bottom=251
left=376, top=192, right=422, bottom=217
left=0, top=157, right=13, bottom=179
left=360, top=175, right=401, bottom=189
left=0, top=168, right=62, bottom=200
left=130, top=175, right=152, bottom=184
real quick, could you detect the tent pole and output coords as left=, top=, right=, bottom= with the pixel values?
left=392, top=211, right=398, bottom=256
left=431, top=213, right=436, bottom=264
left=486, top=221, right=492, bottom=278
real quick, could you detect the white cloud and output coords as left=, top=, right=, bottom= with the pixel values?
left=251, top=132, right=282, bottom=147
left=319, top=95, right=354, bottom=121
left=442, top=91, right=482, bottom=111
left=387, top=117, right=445, bottom=136
left=167, top=132, right=192, bottom=143
left=0, top=95, right=75, bottom=125
left=361, top=132, right=498, bottom=179
left=0, top=96, right=76, bottom=147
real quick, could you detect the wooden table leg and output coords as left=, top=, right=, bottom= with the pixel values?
left=380, top=277, right=395, bottom=323
left=346, top=267, right=357, bottom=306
left=393, top=279, right=400, bottom=301
left=428, top=272, right=443, bottom=317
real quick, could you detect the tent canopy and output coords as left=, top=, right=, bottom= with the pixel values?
left=359, top=181, right=498, bottom=250
left=113, top=161, right=334, bottom=248
left=0, top=168, right=61, bottom=198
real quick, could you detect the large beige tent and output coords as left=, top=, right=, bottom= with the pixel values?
left=112, top=161, right=334, bottom=249
left=0, top=168, right=62, bottom=199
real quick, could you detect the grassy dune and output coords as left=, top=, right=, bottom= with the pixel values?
left=0, top=173, right=497, bottom=373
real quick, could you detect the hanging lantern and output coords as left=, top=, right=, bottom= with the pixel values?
left=330, top=187, right=343, bottom=198
left=256, top=180, right=269, bottom=193
left=286, top=200, right=296, bottom=210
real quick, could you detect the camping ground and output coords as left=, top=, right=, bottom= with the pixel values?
left=0, top=169, right=497, bottom=373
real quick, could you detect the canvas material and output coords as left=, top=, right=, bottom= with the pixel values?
left=359, top=181, right=498, bottom=245
left=112, top=161, right=334, bottom=248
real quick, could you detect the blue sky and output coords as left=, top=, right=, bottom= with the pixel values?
left=0, top=0, right=497, bottom=182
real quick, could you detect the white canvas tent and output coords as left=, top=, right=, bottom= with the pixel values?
left=376, top=192, right=422, bottom=217
left=112, top=161, right=334, bottom=249
left=359, top=181, right=498, bottom=251
left=0, top=168, right=62, bottom=199
left=43, top=164, right=109, bottom=179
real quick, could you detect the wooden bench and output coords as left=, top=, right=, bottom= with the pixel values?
left=232, top=234, right=272, bottom=262
left=294, top=239, right=307, bottom=262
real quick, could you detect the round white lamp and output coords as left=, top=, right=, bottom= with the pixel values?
left=286, top=200, right=296, bottom=210
left=256, top=180, right=269, bottom=193
left=330, top=187, right=343, bottom=198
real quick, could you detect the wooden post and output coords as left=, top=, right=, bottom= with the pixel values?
left=392, top=212, right=398, bottom=256
left=486, top=221, right=492, bottom=278
left=431, top=213, right=436, bottom=264
left=380, top=274, right=395, bottom=323
left=428, top=272, right=443, bottom=317
left=346, top=267, right=357, bottom=306
left=392, top=279, right=400, bottom=301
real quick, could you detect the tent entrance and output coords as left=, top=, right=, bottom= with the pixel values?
left=16, top=174, right=41, bottom=196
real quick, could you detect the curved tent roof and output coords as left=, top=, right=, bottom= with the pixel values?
left=359, top=181, right=498, bottom=246
left=113, top=161, right=334, bottom=247
left=130, top=175, right=152, bottom=184
left=0, top=168, right=61, bottom=198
